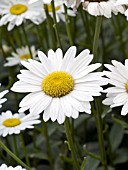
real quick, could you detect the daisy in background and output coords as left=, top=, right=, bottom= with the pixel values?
left=4, top=46, right=38, bottom=67
left=42, top=0, right=76, bottom=22
left=11, top=46, right=107, bottom=124
left=0, top=0, right=43, bottom=31
left=0, top=84, right=8, bottom=108
left=103, top=60, right=128, bottom=116
left=115, top=0, right=128, bottom=20
left=82, top=0, right=125, bottom=18
left=0, top=110, right=41, bottom=137
left=0, top=164, right=26, bottom=170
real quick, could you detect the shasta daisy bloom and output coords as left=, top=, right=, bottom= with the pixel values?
left=82, top=0, right=125, bottom=18
left=0, top=164, right=26, bottom=170
left=0, top=0, right=43, bottom=31
left=103, top=59, right=128, bottom=116
left=43, top=0, right=75, bottom=22
left=4, top=46, right=38, bottom=67
left=0, top=84, right=8, bottom=108
left=11, top=46, right=106, bottom=124
left=0, top=110, right=41, bottom=137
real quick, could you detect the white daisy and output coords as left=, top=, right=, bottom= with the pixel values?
left=0, top=84, right=8, bottom=108
left=0, top=0, right=43, bottom=31
left=103, top=59, right=128, bottom=116
left=11, top=46, right=107, bottom=124
left=0, top=164, right=26, bottom=170
left=115, top=0, right=128, bottom=20
left=43, top=0, right=76, bottom=22
left=0, top=110, right=41, bottom=137
left=4, top=46, right=38, bottom=67
left=82, top=0, right=125, bottom=18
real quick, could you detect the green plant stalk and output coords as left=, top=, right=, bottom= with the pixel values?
left=43, top=122, right=54, bottom=170
left=92, top=16, right=102, bottom=63
left=64, top=5, right=73, bottom=45
left=95, top=98, right=108, bottom=170
left=21, top=24, right=32, bottom=58
left=0, top=139, right=31, bottom=170
left=20, top=133, right=30, bottom=167
left=51, top=0, right=62, bottom=48
left=64, top=118, right=81, bottom=170
left=44, top=5, right=56, bottom=49
left=13, top=135, right=19, bottom=157
left=92, top=16, right=108, bottom=170
left=83, top=145, right=100, bottom=160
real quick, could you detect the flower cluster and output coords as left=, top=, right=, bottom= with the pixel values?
left=0, top=0, right=128, bottom=169
left=0, top=164, right=26, bottom=170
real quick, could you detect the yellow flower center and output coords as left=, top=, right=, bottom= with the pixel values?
left=125, top=81, right=128, bottom=93
left=3, top=118, right=21, bottom=127
left=42, top=71, right=74, bottom=98
left=47, top=4, right=60, bottom=12
left=10, top=4, right=28, bottom=15
left=19, top=54, right=31, bottom=60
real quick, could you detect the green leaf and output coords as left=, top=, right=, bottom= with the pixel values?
left=114, top=148, right=128, bottom=165
left=110, top=124, right=124, bottom=152
left=85, top=157, right=100, bottom=170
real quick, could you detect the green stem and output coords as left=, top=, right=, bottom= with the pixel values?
left=20, top=133, right=30, bottom=167
left=64, top=5, right=73, bottom=45
left=13, top=135, right=19, bottom=157
left=0, top=139, right=31, bottom=170
left=94, top=98, right=108, bottom=170
left=43, top=122, right=54, bottom=170
left=64, top=118, right=81, bottom=170
left=92, top=16, right=108, bottom=170
left=51, top=0, right=62, bottom=48
left=44, top=5, right=56, bottom=49
left=21, top=24, right=32, bottom=58
left=92, top=16, right=102, bottom=62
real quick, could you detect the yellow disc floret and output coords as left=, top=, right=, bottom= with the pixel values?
left=3, top=118, right=21, bottom=127
left=10, top=4, right=28, bottom=15
left=19, top=54, right=31, bottom=60
left=47, top=4, right=60, bottom=12
left=125, top=81, right=128, bottom=93
left=42, top=71, right=74, bottom=98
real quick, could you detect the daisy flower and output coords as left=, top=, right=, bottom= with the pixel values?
left=43, top=0, right=75, bottom=22
left=103, top=59, right=128, bottom=116
left=0, top=0, right=43, bottom=31
left=82, top=0, right=125, bottom=18
left=115, top=0, right=128, bottom=20
left=11, top=46, right=107, bottom=124
left=0, top=84, right=8, bottom=108
left=0, top=164, right=26, bottom=170
left=4, top=46, right=38, bottom=67
left=0, top=110, right=41, bottom=137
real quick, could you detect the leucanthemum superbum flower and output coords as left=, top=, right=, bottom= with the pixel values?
left=0, top=110, right=41, bottom=137
left=115, top=0, right=128, bottom=20
left=103, top=59, right=128, bottom=116
left=0, top=164, right=26, bottom=170
left=4, top=46, right=38, bottom=67
left=0, top=84, right=8, bottom=108
left=43, top=0, right=75, bottom=22
left=0, top=0, right=43, bottom=31
left=82, top=0, right=125, bottom=18
left=11, top=46, right=107, bottom=124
